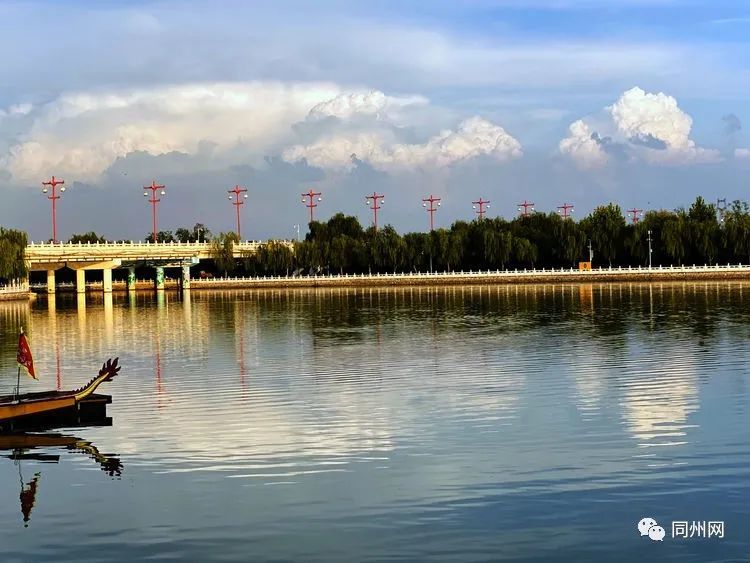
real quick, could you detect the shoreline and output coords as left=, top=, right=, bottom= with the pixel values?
left=25, top=265, right=750, bottom=295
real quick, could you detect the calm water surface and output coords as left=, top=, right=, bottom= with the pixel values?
left=1, top=283, right=749, bottom=562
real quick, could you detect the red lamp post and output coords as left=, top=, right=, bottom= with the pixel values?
left=472, top=197, right=490, bottom=220
left=518, top=200, right=535, bottom=217
left=301, top=189, right=322, bottom=224
left=422, top=194, right=441, bottom=231
left=42, top=176, right=66, bottom=243
left=557, top=202, right=574, bottom=219
left=365, top=192, right=385, bottom=229
left=627, top=208, right=643, bottom=224
left=228, top=185, right=248, bottom=239
left=143, top=180, right=166, bottom=242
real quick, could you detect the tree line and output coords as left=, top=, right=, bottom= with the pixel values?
left=233, top=196, right=750, bottom=276
left=10, top=196, right=750, bottom=279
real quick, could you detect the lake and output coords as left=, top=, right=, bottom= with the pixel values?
left=1, top=283, right=749, bottom=562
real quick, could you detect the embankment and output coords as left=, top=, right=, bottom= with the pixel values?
left=186, top=265, right=750, bottom=290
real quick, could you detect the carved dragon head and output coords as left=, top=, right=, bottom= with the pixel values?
left=73, top=358, right=122, bottom=397
left=99, top=357, right=121, bottom=382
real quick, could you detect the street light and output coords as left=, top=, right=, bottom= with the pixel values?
left=365, top=192, right=385, bottom=229
left=301, top=189, right=322, bottom=224
left=42, top=176, right=66, bottom=243
left=518, top=200, right=535, bottom=217
left=143, top=180, right=166, bottom=243
left=627, top=208, right=643, bottom=224
left=647, top=229, right=653, bottom=269
left=472, top=197, right=490, bottom=219
left=557, top=202, right=574, bottom=219
left=422, top=194, right=442, bottom=231
left=228, top=185, right=248, bottom=239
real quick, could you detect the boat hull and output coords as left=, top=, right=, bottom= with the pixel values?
left=0, top=396, right=76, bottom=421
left=0, top=394, right=112, bottom=433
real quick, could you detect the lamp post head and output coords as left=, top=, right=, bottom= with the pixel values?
left=437, top=201, right=441, bottom=206
left=228, top=195, right=233, bottom=200
left=244, top=194, right=248, bottom=199
left=60, top=186, right=66, bottom=192
left=317, top=197, right=322, bottom=202
left=143, top=192, right=148, bottom=197
left=423, top=202, right=426, bottom=207
left=160, top=190, right=166, bottom=196
left=43, top=187, right=48, bottom=194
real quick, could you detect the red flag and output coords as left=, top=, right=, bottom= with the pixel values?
left=17, top=329, right=37, bottom=380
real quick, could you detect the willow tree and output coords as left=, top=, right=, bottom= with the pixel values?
left=663, top=211, right=688, bottom=265
left=0, top=228, right=28, bottom=281
left=210, top=232, right=239, bottom=276
left=723, top=201, right=750, bottom=263
left=586, top=204, right=626, bottom=267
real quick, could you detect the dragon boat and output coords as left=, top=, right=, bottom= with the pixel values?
left=0, top=358, right=121, bottom=430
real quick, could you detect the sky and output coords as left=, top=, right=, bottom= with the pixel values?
left=1, top=0, right=750, bottom=241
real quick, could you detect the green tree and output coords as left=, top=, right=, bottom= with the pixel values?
left=175, top=223, right=212, bottom=243
left=68, top=232, right=106, bottom=244
left=145, top=231, right=175, bottom=243
left=586, top=204, right=626, bottom=267
left=0, top=228, right=28, bottom=281
left=723, top=201, right=750, bottom=263
left=687, top=196, right=720, bottom=264
left=663, top=210, right=688, bottom=265
left=210, top=232, right=239, bottom=275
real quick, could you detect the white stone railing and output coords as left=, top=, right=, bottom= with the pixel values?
left=0, top=280, right=30, bottom=294
left=26, top=240, right=290, bottom=248
left=187, top=263, right=750, bottom=283
left=24, top=240, right=291, bottom=264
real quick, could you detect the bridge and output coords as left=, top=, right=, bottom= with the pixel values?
left=25, top=240, right=286, bottom=293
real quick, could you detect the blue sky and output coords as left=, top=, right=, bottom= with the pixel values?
left=1, top=0, right=749, bottom=240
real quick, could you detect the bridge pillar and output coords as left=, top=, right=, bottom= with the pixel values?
left=155, top=266, right=165, bottom=291
left=102, top=268, right=113, bottom=293
left=46, top=269, right=56, bottom=294
left=127, top=267, right=136, bottom=292
left=181, top=265, right=191, bottom=291
left=76, top=269, right=86, bottom=294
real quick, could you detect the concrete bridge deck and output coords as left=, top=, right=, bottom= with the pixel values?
left=24, top=240, right=288, bottom=293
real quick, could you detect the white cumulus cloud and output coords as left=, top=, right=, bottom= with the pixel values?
left=735, top=148, right=750, bottom=159
left=559, top=86, right=721, bottom=169
left=283, top=116, right=522, bottom=170
left=0, top=82, right=516, bottom=183
left=307, top=90, right=428, bottom=122
left=0, top=82, right=343, bottom=183
left=558, top=120, right=608, bottom=169
left=608, top=87, right=720, bottom=164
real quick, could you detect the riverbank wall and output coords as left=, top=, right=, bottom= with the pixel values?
left=187, top=264, right=750, bottom=289
left=0, top=284, right=35, bottom=302
left=26, top=264, right=750, bottom=294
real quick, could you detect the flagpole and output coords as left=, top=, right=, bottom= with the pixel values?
left=16, top=366, right=20, bottom=400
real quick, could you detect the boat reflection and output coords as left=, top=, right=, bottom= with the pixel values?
left=1, top=432, right=123, bottom=527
